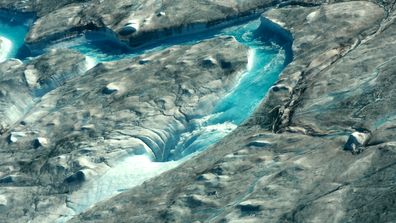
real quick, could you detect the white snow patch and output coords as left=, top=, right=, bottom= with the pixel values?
left=0, top=36, right=12, bottom=62
left=67, top=154, right=181, bottom=215
left=247, top=49, right=255, bottom=71
left=85, top=56, right=98, bottom=71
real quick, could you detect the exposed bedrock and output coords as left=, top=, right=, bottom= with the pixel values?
left=70, top=1, right=396, bottom=223
left=0, top=37, right=248, bottom=222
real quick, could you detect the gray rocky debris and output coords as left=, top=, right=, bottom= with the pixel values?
left=344, top=131, right=371, bottom=153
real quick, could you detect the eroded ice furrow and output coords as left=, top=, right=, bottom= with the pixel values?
left=169, top=20, right=289, bottom=160
left=0, top=9, right=292, bottom=223
left=55, top=19, right=292, bottom=221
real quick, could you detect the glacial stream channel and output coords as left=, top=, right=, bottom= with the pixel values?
left=0, top=10, right=292, bottom=221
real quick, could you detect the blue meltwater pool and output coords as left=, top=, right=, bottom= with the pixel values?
left=0, top=10, right=34, bottom=61
left=169, top=19, right=292, bottom=160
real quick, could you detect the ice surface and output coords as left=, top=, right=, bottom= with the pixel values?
left=67, top=155, right=182, bottom=215
left=0, top=36, right=12, bottom=62
left=62, top=20, right=289, bottom=219
left=169, top=19, right=288, bottom=160
left=0, top=11, right=292, bottom=221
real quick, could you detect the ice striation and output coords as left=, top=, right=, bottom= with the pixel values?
left=0, top=3, right=294, bottom=223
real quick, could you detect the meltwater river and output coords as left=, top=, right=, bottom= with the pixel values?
left=0, top=10, right=292, bottom=221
